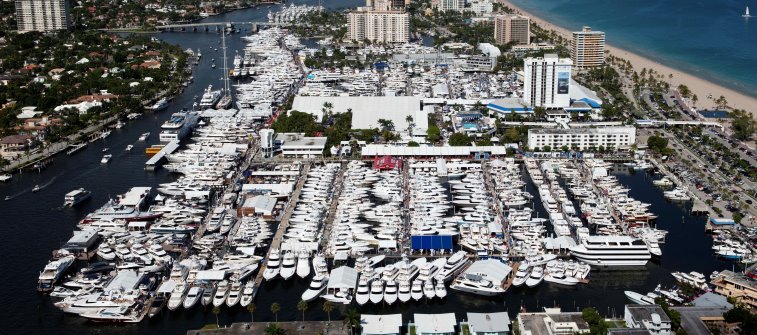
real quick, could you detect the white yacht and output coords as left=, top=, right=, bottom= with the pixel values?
left=226, top=281, right=242, bottom=307
left=167, top=283, right=188, bottom=311
left=199, top=85, right=222, bottom=109
left=159, top=111, right=199, bottom=142
left=569, top=235, right=652, bottom=267
left=435, top=280, right=447, bottom=298
left=410, top=279, right=424, bottom=301
left=64, top=188, right=91, bottom=207
left=624, top=290, right=655, bottom=305
left=450, top=273, right=505, bottom=296
left=38, top=255, right=75, bottom=292
left=544, top=269, right=580, bottom=286
left=240, top=282, right=254, bottom=307
left=671, top=271, right=709, bottom=291
left=151, top=98, right=169, bottom=111
left=384, top=280, right=398, bottom=304
left=369, top=279, right=384, bottom=304
left=525, top=266, right=545, bottom=288
left=512, top=262, right=530, bottom=287
left=263, top=249, right=281, bottom=281
left=398, top=279, right=412, bottom=303
left=301, top=274, right=328, bottom=302
left=355, top=276, right=370, bottom=305
left=423, top=279, right=436, bottom=299
left=279, top=251, right=297, bottom=280
left=437, top=251, right=471, bottom=282
left=296, top=252, right=310, bottom=278
left=183, top=286, right=203, bottom=309
left=212, top=280, right=229, bottom=307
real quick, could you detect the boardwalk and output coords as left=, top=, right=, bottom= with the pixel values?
left=320, top=162, right=347, bottom=250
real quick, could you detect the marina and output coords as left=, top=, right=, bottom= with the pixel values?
left=0, top=2, right=753, bottom=335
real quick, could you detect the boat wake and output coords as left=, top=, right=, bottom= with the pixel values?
left=35, top=173, right=63, bottom=191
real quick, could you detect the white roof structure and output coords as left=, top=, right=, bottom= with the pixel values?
left=291, top=96, right=428, bottom=133
left=327, top=266, right=358, bottom=290
left=464, top=259, right=512, bottom=284
left=103, top=270, right=143, bottom=292
left=569, top=78, right=603, bottom=105
left=242, top=183, right=295, bottom=196
left=121, top=187, right=151, bottom=206
left=242, top=195, right=277, bottom=215
left=196, top=270, right=227, bottom=281
left=362, top=145, right=508, bottom=157
left=467, top=312, right=511, bottom=334
left=156, top=279, right=177, bottom=294
left=361, top=314, right=403, bottom=335
left=543, top=236, right=577, bottom=249
left=414, top=313, right=457, bottom=334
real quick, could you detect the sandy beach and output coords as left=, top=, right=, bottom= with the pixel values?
left=499, top=0, right=757, bottom=116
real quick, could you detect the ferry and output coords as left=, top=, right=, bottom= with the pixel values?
left=64, top=188, right=91, bottom=207
left=569, top=235, right=652, bottom=267
left=199, top=85, right=222, bottom=109
left=159, top=111, right=199, bottom=142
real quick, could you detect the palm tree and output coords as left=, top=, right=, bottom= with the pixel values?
left=265, top=323, right=286, bottom=335
left=212, top=306, right=221, bottom=327
left=343, top=308, right=360, bottom=335
left=322, top=301, right=334, bottom=322
left=270, top=302, right=281, bottom=322
left=405, top=115, right=414, bottom=135
left=297, top=299, right=308, bottom=321
left=247, top=302, right=256, bottom=323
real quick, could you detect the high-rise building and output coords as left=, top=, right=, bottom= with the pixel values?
left=431, top=0, right=465, bottom=12
left=15, top=0, right=71, bottom=32
left=367, top=0, right=405, bottom=10
left=348, top=9, right=409, bottom=43
left=571, top=26, right=605, bottom=68
left=494, top=14, right=530, bottom=45
left=523, top=54, right=572, bottom=108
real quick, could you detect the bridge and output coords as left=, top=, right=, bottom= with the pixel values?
left=636, top=119, right=725, bottom=131
left=100, top=21, right=289, bottom=33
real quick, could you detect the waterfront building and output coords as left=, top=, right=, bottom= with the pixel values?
left=494, top=14, right=530, bottom=46
left=276, top=133, right=327, bottom=158
left=571, top=26, right=606, bottom=68
left=361, top=314, right=403, bottom=335
left=710, top=270, right=757, bottom=310
left=0, top=134, right=35, bottom=159
left=527, top=126, right=636, bottom=151
left=15, top=0, right=71, bottom=32
left=624, top=305, right=672, bottom=335
left=348, top=9, right=409, bottom=43
left=465, top=312, right=511, bottom=335
left=468, top=0, right=494, bottom=15
left=523, top=54, right=573, bottom=108
left=412, top=313, right=458, bottom=335
left=431, top=0, right=465, bottom=12
left=512, top=43, right=556, bottom=57
left=517, top=308, right=590, bottom=335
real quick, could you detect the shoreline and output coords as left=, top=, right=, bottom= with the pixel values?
left=499, top=0, right=757, bottom=116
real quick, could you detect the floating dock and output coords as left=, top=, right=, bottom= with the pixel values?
left=145, top=140, right=179, bottom=171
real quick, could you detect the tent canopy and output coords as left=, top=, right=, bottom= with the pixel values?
left=327, top=266, right=358, bottom=289
left=411, top=235, right=453, bottom=250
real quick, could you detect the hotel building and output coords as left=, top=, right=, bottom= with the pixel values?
left=527, top=126, right=637, bottom=151
left=15, top=0, right=71, bottom=32
left=523, top=54, right=572, bottom=108
left=348, top=9, right=410, bottom=43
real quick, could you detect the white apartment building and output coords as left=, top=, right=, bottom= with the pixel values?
left=276, top=133, right=327, bottom=158
left=624, top=305, right=672, bottom=335
left=524, top=54, right=572, bottom=108
left=527, top=126, right=636, bottom=151
left=432, top=0, right=465, bottom=12
left=15, top=0, right=71, bottom=32
left=468, top=0, right=493, bottom=15
left=572, top=26, right=606, bottom=68
left=348, top=9, right=409, bottom=43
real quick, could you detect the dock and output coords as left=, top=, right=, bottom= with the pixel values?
left=66, top=143, right=87, bottom=155
left=251, top=161, right=311, bottom=298
left=187, top=321, right=348, bottom=335
left=319, top=162, right=347, bottom=250
left=145, top=140, right=180, bottom=171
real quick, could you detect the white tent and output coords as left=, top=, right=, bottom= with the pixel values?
left=326, top=266, right=358, bottom=290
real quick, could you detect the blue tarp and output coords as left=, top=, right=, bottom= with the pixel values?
left=411, top=235, right=453, bottom=250
left=709, top=218, right=736, bottom=225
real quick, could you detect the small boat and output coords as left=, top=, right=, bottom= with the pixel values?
left=139, top=133, right=150, bottom=141
left=125, top=145, right=133, bottom=151
left=102, top=148, right=109, bottom=152
left=32, top=185, right=41, bottom=192
left=101, top=154, right=112, bottom=164
left=0, top=174, right=11, bottom=182
left=743, top=6, right=751, bottom=18
left=148, top=296, right=166, bottom=318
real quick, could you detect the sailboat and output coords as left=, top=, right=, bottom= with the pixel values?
left=744, top=6, right=752, bottom=18
left=215, top=29, right=233, bottom=109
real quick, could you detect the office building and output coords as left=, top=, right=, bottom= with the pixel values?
left=348, top=9, right=409, bottom=43
left=432, top=0, right=465, bottom=12
left=15, top=0, right=71, bottom=32
left=523, top=54, right=572, bottom=108
left=571, top=26, right=605, bottom=68
left=710, top=270, right=757, bottom=310
left=494, top=14, right=530, bottom=45
left=527, top=126, right=636, bottom=151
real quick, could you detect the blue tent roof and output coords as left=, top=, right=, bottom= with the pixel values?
left=411, top=235, right=453, bottom=250
left=578, top=97, right=601, bottom=108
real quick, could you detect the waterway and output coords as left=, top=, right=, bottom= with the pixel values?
left=0, top=2, right=736, bottom=334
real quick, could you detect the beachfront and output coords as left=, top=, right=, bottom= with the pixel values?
left=499, top=0, right=757, bottom=117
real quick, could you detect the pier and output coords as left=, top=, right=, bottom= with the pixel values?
left=145, top=140, right=180, bottom=171
left=320, top=162, right=347, bottom=250
left=66, top=143, right=87, bottom=156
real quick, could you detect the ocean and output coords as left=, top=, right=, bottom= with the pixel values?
left=507, top=0, right=757, bottom=98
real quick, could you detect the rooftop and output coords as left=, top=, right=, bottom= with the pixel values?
left=467, top=312, right=511, bottom=333
left=277, top=133, right=328, bottom=148
left=529, top=126, right=636, bottom=135
left=414, top=313, right=457, bottom=334
left=626, top=304, right=671, bottom=323
left=361, top=314, right=403, bottom=335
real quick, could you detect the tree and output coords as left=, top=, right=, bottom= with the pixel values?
left=730, top=109, right=756, bottom=141
left=265, top=323, right=286, bottom=335
left=407, top=141, right=420, bottom=147
left=323, top=301, right=334, bottom=322
left=561, top=145, right=569, bottom=152
left=715, top=95, right=728, bottom=109
left=247, top=302, right=256, bottom=323
left=448, top=132, right=471, bottom=146
left=212, top=306, right=221, bottom=328
left=582, top=308, right=608, bottom=335
left=270, top=302, right=281, bottom=322
left=405, top=115, right=414, bottom=135
left=426, top=124, right=441, bottom=143
left=542, top=145, right=551, bottom=152
left=377, top=118, right=394, bottom=131
left=647, top=135, right=670, bottom=155
left=343, top=308, right=360, bottom=335
left=297, top=299, right=308, bottom=321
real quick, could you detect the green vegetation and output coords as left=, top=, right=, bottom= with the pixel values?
left=448, top=132, right=471, bottom=146
left=343, top=308, right=361, bottom=334
left=582, top=307, right=609, bottom=335
left=730, top=109, right=756, bottom=141
left=723, top=306, right=757, bottom=335
left=647, top=135, right=672, bottom=155
left=654, top=298, right=685, bottom=335
left=408, top=141, right=420, bottom=147
left=297, top=299, right=308, bottom=321
left=322, top=301, right=334, bottom=322
left=265, top=323, right=286, bottom=335
left=291, top=10, right=347, bottom=41
left=270, top=302, right=281, bottom=322
left=426, top=115, right=442, bottom=143
left=271, top=111, right=322, bottom=136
